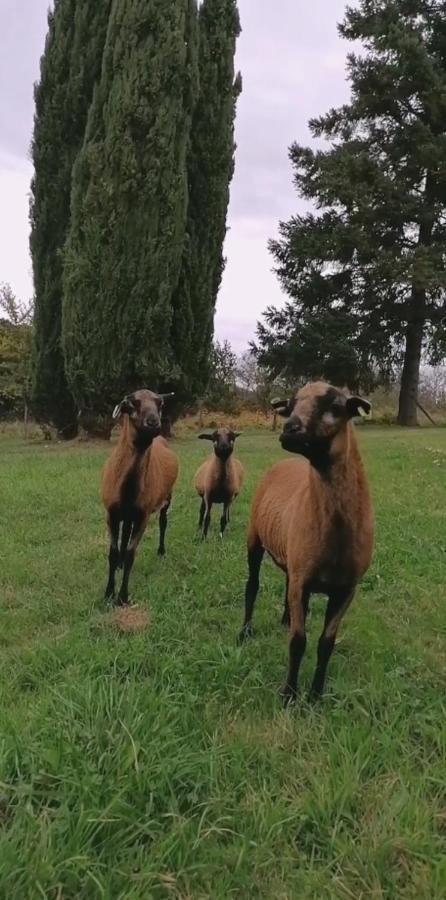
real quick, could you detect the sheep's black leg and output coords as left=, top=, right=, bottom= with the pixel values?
left=281, top=578, right=307, bottom=706
left=198, top=498, right=205, bottom=530
left=105, top=509, right=121, bottom=601
left=117, top=509, right=147, bottom=606
left=119, top=518, right=132, bottom=568
left=281, top=574, right=290, bottom=627
left=238, top=540, right=264, bottom=643
left=282, top=579, right=309, bottom=629
left=309, top=587, right=354, bottom=701
left=158, top=499, right=170, bottom=557
left=219, top=501, right=231, bottom=538
left=202, top=502, right=212, bottom=539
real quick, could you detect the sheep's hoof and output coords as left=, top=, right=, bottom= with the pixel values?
left=116, top=595, right=129, bottom=607
left=280, top=685, right=297, bottom=708
left=104, top=588, right=115, bottom=603
left=157, top=547, right=166, bottom=557
left=307, top=687, right=323, bottom=704
left=237, top=623, right=254, bottom=644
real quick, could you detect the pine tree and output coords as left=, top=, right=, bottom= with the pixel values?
left=258, top=0, right=446, bottom=424
left=63, top=0, right=199, bottom=435
left=30, top=0, right=112, bottom=437
left=168, top=0, right=241, bottom=406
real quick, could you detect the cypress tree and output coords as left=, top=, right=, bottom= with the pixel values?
left=258, top=0, right=446, bottom=425
left=63, top=0, right=199, bottom=435
left=168, top=0, right=241, bottom=406
left=30, top=0, right=111, bottom=437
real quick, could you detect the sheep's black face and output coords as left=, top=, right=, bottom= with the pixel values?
left=113, top=389, right=174, bottom=448
left=272, top=382, right=371, bottom=465
left=198, top=428, right=241, bottom=460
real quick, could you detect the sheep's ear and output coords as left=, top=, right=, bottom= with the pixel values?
left=233, top=431, right=242, bottom=438
left=112, top=397, right=134, bottom=419
left=158, top=392, right=175, bottom=402
left=346, top=396, right=371, bottom=419
left=198, top=433, right=214, bottom=440
left=271, top=397, right=292, bottom=418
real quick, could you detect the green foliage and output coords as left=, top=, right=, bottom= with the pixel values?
left=257, top=0, right=446, bottom=421
left=30, top=0, right=112, bottom=436
left=0, top=429, right=445, bottom=896
left=237, top=351, right=293, bottom=413
left=205, top=339, right=238, bottom=411
left=63, top=0, right=200, bottom=426
left=0, top=285, right=32, bottom=418
left=169, top=0, right=241, bottom=403
left=254, top=306, right=381, bottom=392
left=32, top=0, right=240, bottom=435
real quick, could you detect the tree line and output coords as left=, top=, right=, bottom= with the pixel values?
left=254, top=0, right=446, bottom=426
left=8, top=0, right=446, bottom=433
left=30, top=0, right=241, bottom=438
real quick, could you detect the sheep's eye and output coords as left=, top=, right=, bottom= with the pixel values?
left=331, top=402, right=344, bottom=417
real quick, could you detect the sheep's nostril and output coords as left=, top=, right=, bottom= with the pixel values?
left=283, top=418, right=301, bottom=435
left=145, top=415, right=159, bottom=429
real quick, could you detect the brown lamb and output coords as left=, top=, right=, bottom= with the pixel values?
left=238, top=381, right=374, bottom=705
left=101, top=389, right=179, bottom=605
left=194, top=428, right=244, bottom=538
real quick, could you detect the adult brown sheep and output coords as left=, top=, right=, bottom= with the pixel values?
left=101, top=390, right=178, bottom=605
left=194, top=428, right=244, bottom=538
left=238, top=381, right=374, bottom=705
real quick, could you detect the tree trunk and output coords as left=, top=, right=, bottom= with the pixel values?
left=397, top=294, right=425, bottom=426
left=397, top=172, right=435, bottom=427
left=23, top=401, right=29, bottom=440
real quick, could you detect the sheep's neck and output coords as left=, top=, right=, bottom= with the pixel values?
left=121, top=418, right=155, bottom=456
left=214, top=455, right=230, bottom=486
left=314, top=426, right=367, bottom=517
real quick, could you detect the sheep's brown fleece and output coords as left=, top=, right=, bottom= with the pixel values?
left=194, top=455, right=244, bottom=505
left=239, top=381, right=374, bottom=704
left=102, top=422, right=178, bottom=516
left=193, top=428, right=244, bottom=537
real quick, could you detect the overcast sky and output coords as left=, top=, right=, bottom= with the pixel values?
left=0, top=0, right=352, bottom=352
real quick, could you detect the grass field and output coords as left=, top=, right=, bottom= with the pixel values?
left=0, top=427, right=445, bottom=898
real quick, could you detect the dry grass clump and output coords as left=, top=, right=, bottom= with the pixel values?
left=109, top=604, right=150, bottom=634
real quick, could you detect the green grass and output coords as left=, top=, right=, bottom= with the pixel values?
left=0, top=427, right=445, bottom=899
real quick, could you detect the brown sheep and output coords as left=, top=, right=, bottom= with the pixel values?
left=194, top=428, right=244, bottom=538
left=101, top=389, right=179, bottom=605
left=238, top=381, right=374, bottom=705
